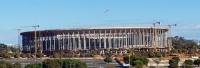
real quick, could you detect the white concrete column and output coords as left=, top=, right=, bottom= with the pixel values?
left=83, top=31, right=86, bottom=49
left=109, top=30, right=111, bottom=48
left=89, top=31, right=91, bottom=49
left=99, top=30, right=101, bottom=49
left=104, top=30, right=106, bottom=48
left=78, top=31, right=81, bottom=49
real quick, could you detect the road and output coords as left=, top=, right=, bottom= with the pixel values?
left=0, top=58, right=122, bottom=68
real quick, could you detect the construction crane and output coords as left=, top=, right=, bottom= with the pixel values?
left=153, top=21, right=161, bottom=51
left=14, top=29, right=21, bottom=52
left=168, top=24, right=177, bottom=51
left=32, top=25, right=39, bottom=55
left=90, top=10, right=109, bottom=28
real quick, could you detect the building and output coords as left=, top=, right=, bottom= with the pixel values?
left=20, top=27, right=169, bottom=55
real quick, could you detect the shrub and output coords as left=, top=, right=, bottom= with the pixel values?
left=172, top=57, right=180, bottom=64
left=155, top=52, right=162, bottom=57
left=53, top=52, right=60, bottom=58
left=194, top=59, right=200, bottom=66
left=132, top=60, right=143, bottom=68
left=148, top=51, right=155, bottom=58
left=0, top=60, right=13, bottom=68
left=169, top=59, right=178, bottom=68
left=0, top=64, right=7, bottom=68
left=36, top=53, right=44, bottom=58
left=25, top=63, right=42, bottom=68
left=42, top=59, right=60, bottom=68
left=13, top=62, right=21, bottom=68
left=123, top=55, right=130, bottom=64
left=15, top=53, right=20, bottom=58
left=26, top=53, right=31, bottom=58
left=104, top=57, right=113, bottom=63
left=21, top=53, right=26, bottom=58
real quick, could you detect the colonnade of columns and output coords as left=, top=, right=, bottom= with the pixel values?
left=22, top=28, right=168, bottom=52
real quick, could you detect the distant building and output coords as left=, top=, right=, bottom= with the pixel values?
left=20, top=27, right=169, bottom=55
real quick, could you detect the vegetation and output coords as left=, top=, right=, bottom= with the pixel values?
left=169, top=57, right=180, bottom=68
left=184, top=60, right=194, bottom=68
left=123, top=55, right=148, bottom=67
left=132, top=60, right=143, bottom=68
left=13, top=62, right=22, bottom=68
left=171, top=36, right=200, bottom=54
left=36, top=53, right=44, bottom=58
left=25, top=63, right=42, bottom=68
left=53, top=52, right=60, bottom=58
left=194, top=59, right=200, bottom=66
left=153, top=58, right=161, bottom=66
left=0, top=61, right=21, bottom=68
left=123, top=55, right=130, bottom=64
left=104, top=57, right=113, bottom=63
left=25, top=59, right=87, bottom=68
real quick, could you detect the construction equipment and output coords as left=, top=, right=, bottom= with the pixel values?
left=33, top=25, right=39, bottom=55
left=90, top=10, right=109, bottom=28
left=153, top=21, right=161, bottom=51
left=168, top=24, right=177, bottom=51
left=14, top=29, right=21, bottom=52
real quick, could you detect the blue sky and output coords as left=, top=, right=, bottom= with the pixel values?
left=0, top=0, right=200, bottom=44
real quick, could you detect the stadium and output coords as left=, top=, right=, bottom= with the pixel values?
left=20, top=27, right=169, bottom=55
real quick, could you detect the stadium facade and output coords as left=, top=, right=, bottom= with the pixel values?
left=20, top=27, right=169, bottom=54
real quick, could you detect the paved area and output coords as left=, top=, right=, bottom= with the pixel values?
left=80, top=59, right=121, bottom=68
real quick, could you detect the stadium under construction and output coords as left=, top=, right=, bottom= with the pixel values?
left=20, top=27, right=169, bottom=55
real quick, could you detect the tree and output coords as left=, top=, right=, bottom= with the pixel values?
left=172, top=57, right=180, bottom=64
left=184, top=60, right=194, bottom=68
left=123, top=55, right=130, bottom=64
left=0, top=60, right=13, bottom=68
left=104, top=57, right=113, bottom=63
left=76, top=61, right=87, bottom=68
left=42, top=59, right=60, bottom=68
left=62, top=59, right=87, bottom=68
left=13, top=62, right=21, bottom=68
left=194, top=59, right=200, bottom=66
left=185, top=60, right=193, bottom=65
left=169, top=59, right=178, bottom=68
left=131, top=56, right=148, bottom=66
left=132, top=60, right=143, bottom=68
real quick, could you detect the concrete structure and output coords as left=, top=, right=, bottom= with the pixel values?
left=20, top=27, right=169, bottom=55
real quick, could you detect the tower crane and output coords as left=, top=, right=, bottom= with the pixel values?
left=168, top=24, right=177, bottom=51
left=152, top=21, right=161, bottom=51
left=23, top=25, right=39, bottom=56
left=90, top=10, right=109, bottom=28
left=32, top=25, right=39, bottom=55
left=14, top=29, right=21, bottom=52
